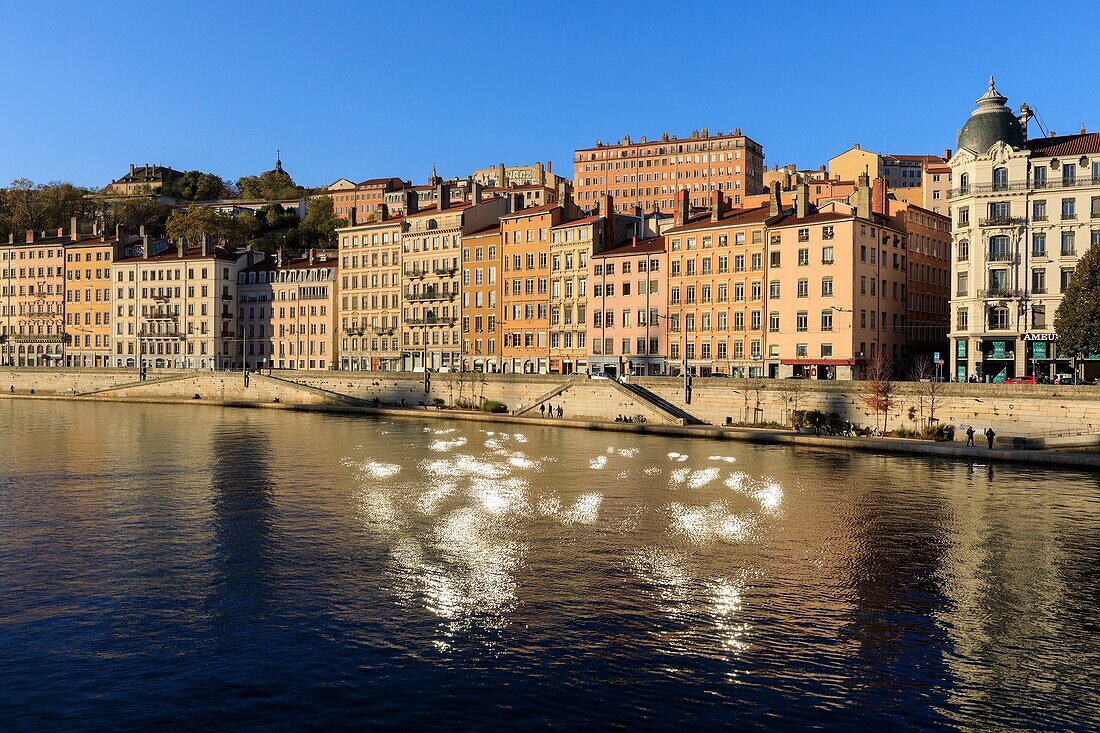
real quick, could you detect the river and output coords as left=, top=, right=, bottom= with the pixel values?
left=0, top=399, right=1097, bottom=730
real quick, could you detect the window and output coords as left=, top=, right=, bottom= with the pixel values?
left=1033, top=165, right=1047, bottom=187
left=796, top=311, right=808, bottom=332
left=989, top=305, right=1010, bottom=330
left=769, top=251, right=780, bottom=268
left=1033, top=199, right=1047, bottom=221
left=957, top=239, right=969, bottom=261
left=1062, top=198, right=1076, bottom=220
left=956, top=272, right=969, bottom=297
left=1063, top=163, right=1077, bottom=185
left=1032, top=233, right=1046, bottom=257
left=797, top=279, right=808, bottom=298
left=1061, top=267, right=1074, bottom=292
left=821, top=246, right=834, bottom=263
left=821, top=310, right=833, bottom=331
left=988, top=269, right=1008, bottom=294
left=959, top=173, right=969, bottom=193
left=958, top=207, right=969, bottom=226
left=956, top=307, right=968, bottom=330
left=1032, top=304, right=1046, bottom=329
left=1031, top=268, right=1046, bottom=294
left=821, top=277, right=833, bottom=296
left=989, top=235, right=1010, bottom=262
left=769, top=281, right=780, bottom=298
left=768, top=312, right=779, bottom=332
left=797, top=248, right=809, bottom=266
left=992, top=167, right=1008, bottom=190
left=1062, top=230, right=1075, bottom=256
left=821, top=343, right=833, bottom=358
left=822, top=227, right=834, bottom=241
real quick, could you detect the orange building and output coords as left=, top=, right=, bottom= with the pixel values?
left=1, top=229, right=68, bottom=367
left=664, top=190, right=773, bottom=377
left=573, top=127, right=764, bottom=215
left=327, top=177, right=407, bottom=221
left=460, top=224, right=502, bottom=372
left=500, top=203, right=566, bottom=374
left=894, top=203, right=951, bottom=365
left=65, top=221, right=128, bottom=367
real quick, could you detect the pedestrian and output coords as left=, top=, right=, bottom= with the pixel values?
left=400, top=397, right=406, bottom=408
left=965, top=426, right=975, bottom=447
left=986, top=427, right=996, bottom=449
left=557, top=405, right=563, bottom=418
left=539, top=403, right=545, bottom=417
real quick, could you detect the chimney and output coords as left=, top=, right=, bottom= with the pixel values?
left=201, top=233, right=211, bottom=257
left=471, top=180, right=484, bottom=204
left=57, top=226, right=65, bottom=237
left=404, top=189, right=419, bottom=215
left=856, top=172, right=872, bottom=220
left=309, top=248, right=315, bottom=266
left=943, top=148, right=952, bottom=160
left=115, top=223, right=123, bottom=241
left=142, top=236, right=150, bottom=260
left=130, top=163, right=135, bottom=175
left=547, top=160, right=552, bottom=174
left=498, top=163, right=506, bottom=187
left=872, top=177, right=889, bottom=216
left=536, top=161, right=545, bottom=187
left=25, top=230, right=35, bottom=244
left=602, top=193, right=615, bottom=219
left=176, top=238, right=184, bottom=258
left=277, top=247, right=285, bottom=267
left=795, top=182, right=810, bottom=218
left=139, top=225, right=146, bottom=239
left=7, top=233, right=13, bottom=244
left=436, top=182, right=449, bottom=211
left=379, top=202, right=389, bottom=221
left=674, top=190, right=689, bottom=226
left=70, top=216, right=81, bottom=241
left=349, top=206, right=357, bottom=227
left=710, top=190, right=725, bottom=222
left=768, top=183, right=781, bottom=217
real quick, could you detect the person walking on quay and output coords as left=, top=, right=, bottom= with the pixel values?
left=966, top=426, right=975, bottom=447
left=556, top=405, right=563, bottom=419
left=539, top=403, right=545, bottom=417
left=986, top=427, right=996, bottom=449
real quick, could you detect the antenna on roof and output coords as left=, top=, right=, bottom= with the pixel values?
left=1032, top=109, right=1049, bottom=138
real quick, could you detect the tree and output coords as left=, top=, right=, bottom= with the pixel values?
left=859, top=351, right=898, bottom=433
left=165, top=206, right=249, bottom=247
left=1054, top=243, right=1100, bottom=362
left=908, top=359, right=942, bottom=429
left=236, top=170, right=307, bottom=201
left=297, top=195, right=346, bottom=247
left=162, top=170, right=232, bottom=201
left=109, top=198, right=173, bottom=234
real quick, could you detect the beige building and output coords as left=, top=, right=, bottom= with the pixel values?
left=106, top=163, right=183, bottom=195
left=1, top=229, right=69, bottom=367
left=828, top=145, right=884, bottom=183
left=948, top=78, right=1100, bottom=382
left=111, top=237, right=255, bottom=369
left=401, top=184, right=509, bottom=371
left=236, top=250, right=337, bottom=371
left=923, top=162, right=952, bottom=214
left=548, top=214, right=597, bottom=374
left=337, top=214, right=405, bottom=371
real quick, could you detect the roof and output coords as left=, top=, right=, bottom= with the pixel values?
left=499, top=202, right=561, bottom=219
left=357, top=176, right=406, bottom=188
left=957, top=77, right=1025, bottom=153
left=336, top=215, right=406, bottom=232
left=405, top=202, right=474, bottom=218
left=575, top=130, right=759, bottom=152
left=464, top=223, right=501, bottom=237
left=113, top=164, right=183, bottom=185
left=768, top=210, right=853, bottom=228
left=883, top=154, right=944, bottom=163
left=115, top=243, right=237, bottom=263
left=551, top=214, right=603, bottom=229
left=239, top=254, right=335, bottom=273
left=664, top=204, right=772, bottom=234
left=1026, top=131, right=1100, bottom=158
left=591, top=236, right=666, bottom=258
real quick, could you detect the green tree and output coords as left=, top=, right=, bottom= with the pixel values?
left=162, top=170, right=232, bottom=201
left=236, top=170, right=307, bottom=201
left=1054, top=244, right=1100, bottom=359
left=165, top=206, right=249, bottom=247
left=298, top=195, right=346, bottom=247
left=109, top=198, right=173, bottom=234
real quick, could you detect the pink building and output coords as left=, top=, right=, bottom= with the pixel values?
left=588, top=236, right=668, bottom=376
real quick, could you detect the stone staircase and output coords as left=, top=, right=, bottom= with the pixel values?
left=253, top=372, right=372, bottom=408
left=613, top=380, right=703, bottom=425
left=513, top=377, right=584, bottom=415
left=78, top=371, right=199, bottom=396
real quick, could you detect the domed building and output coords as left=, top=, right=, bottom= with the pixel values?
left=948, top=78, right=1100, bottom=383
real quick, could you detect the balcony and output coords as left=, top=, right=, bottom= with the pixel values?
left=405, top=290, right=455, bottom=302
left=948, top=176, right=1100, bottom=199
left=406, top=316, right=456, bottom=326
left=978, top=216, right=1027, bottom=227
left=987, top=249, right=1013, bottom=262
left=977, top=288, right=1025, bottom=299
left=344, top=326, right=365, bottom=336
left=404, top=268, right=428, bottom=278
left=433, top=266, right=459, bottom=276
left=138, top=330, right=184, bottom=339
left=221, top=293, right=233, bottom=300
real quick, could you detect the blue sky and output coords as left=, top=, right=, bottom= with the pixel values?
left=3, top=1, right=1099, bottom=189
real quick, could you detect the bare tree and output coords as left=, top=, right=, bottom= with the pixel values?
left=908, top=359, right=942, bottom=429
left=859, top=351, right=898, bottom=433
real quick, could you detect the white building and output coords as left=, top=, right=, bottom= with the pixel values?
left=948, top=78, right=1100, bottom=382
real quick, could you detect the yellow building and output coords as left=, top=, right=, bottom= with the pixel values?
left=828, top=145, right=883, bottom=183
left=65, top=222, right=128, bottom=367
left=337, top=214, right=405, bottom=371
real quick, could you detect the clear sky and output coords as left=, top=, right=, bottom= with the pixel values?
left=4, top=0, right=1099, bottom=189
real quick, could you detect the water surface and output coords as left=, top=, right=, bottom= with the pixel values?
left=1, top=399, right=1097, bottom=730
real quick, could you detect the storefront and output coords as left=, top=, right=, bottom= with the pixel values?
left=980, top=338, right=1016, bottom=382
left=1023, top=333, right=1058, bottom=380
left=780, top=359, right=853, bottom=380
left=954, top=338, right=969, bottom=382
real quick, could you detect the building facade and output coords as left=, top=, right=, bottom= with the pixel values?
left=337, top=216, right=405, bottom=371
left=460, top=225, right=503, bottom=373
left=1, top=229, right=69, bottom=367
left=588, top=236, right=667, bottom=377
left=574, top=128, right=764, bottom=215
left=500, top=204, right=564, bottom=374
left=548, top=215, right=597, bottom=374
left=65, top=224, right=126, bottom=367
left=236, top=251, right=337, bottom=371
left=949, top=78, right=1100, bottom=382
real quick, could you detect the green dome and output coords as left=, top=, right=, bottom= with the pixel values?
left=957, top=77, right=1025, bottom=154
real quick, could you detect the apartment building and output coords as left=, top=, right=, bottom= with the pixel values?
left=949, top=78, right=1100, bottom=381
left=111, top=237, right=253, bottom=369
left=236, top=250, right=337, bottom=370
left=500, top=203, right=566, bottom=374
left=337, top=213, right=405, bottom=371
left=923, top=161, right=952, bottom=214
left=65, top=222, right=128, bottom=367
left=106, top=163, right=183, bottom=195
left=896, top=203, right=951, bottom=366
left=1, top=229, right=69, bottom=367
left=766, top=179, right=908, bottom=379
left=664, top=190, right=773, bottom=377
left=574, top=128, right=764, bottom=215
left=401, top=184, right=508, bottom=371
left=460, top=224, right=502, bottom=372
left=588, top=236, right=668, bottom=377
left=326, top=177, right=407, bottom=221
left=548, top=214, right=597, bottom=374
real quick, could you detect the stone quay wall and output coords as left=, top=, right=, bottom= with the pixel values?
left=3, top=368, right=1099, bottom=442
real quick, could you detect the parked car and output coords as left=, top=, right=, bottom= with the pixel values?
left=1005, top=376, right=1037, bottom=384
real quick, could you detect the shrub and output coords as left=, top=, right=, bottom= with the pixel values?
left=480, top=398, right=507, bottom=413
